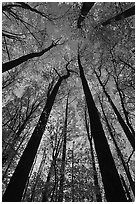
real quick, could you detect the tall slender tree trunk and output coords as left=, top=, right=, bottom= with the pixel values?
left=42, top=131, right=63, bottom=202
left=3, top=117, right=30, bottom=165
left=2, top=70, right=70, bottom=202
left=99, top=97, right=135, bottom=196
left=78, top=54, right=127, bottom=202
left=30, top=147, right=47, bottom=201
left=58, top=95, right=69, bottom=201
left=3, top=131, right=28, bottom=180
left=42, top=160, right=55, bottom=202
left=95, top=71, right=135, bottom=150
left=22, top=153, right=38, bottom=201
left=114, top=79, right=135, bottom=136
left=120, top=175, right=133, bottom=202
left=84, top=107, right=102, bottom=201
left=71, top=141, right=75, bottom=202
left=90, top=143, right=102, bottom=201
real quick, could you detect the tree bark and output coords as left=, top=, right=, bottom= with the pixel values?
left=2, top=70, right=70, bottom=202
left=78, top=54, right=127, bottom=202
left=102, top=6, right=135, bottom=26
left=95, top=71, right=135, bottom=150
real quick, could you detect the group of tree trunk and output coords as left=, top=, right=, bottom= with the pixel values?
left=77, top=53, right=128, bottom=202
left=3, top=63, right=71, bottom=201
left=2, top=2, right=135, bottom=202
left=77, top=2, right=135, bottom=28
left=3, top=51, right=134, bottom=201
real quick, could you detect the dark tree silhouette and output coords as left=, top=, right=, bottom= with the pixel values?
left=71, top=141, right=75, bottom=202
left=102, top=6, right=135, bottom=26
left=30, top=147, right=47, bottom=201
left=2, top=90, right=43, bottom=165
left=58, top=95, right=69, bottom=201
left=78, top=53, right=127, bottom=202
left=99, top=97, right=135, bottom=196
left=120, top=175, right=133, bottom=201
left=2, top=63, right=71, bottom=202
left=95, top=71, right=135, bottom=150
left=111, top=67, right=135, bottom=136
left=2, top=2, right=49, bottom=18
left=77, top=2, right=95, bottom=28
left=2, top=40, right=61, bottom=73
left=84, top=106, right=102, bottom=201
left=42, top=134, right=62, bottom=201
left=2, top=2, right=134, bottom=202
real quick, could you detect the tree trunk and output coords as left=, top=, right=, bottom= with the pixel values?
left=58, top=95, right=69, bottom=201
left=99, top=97, right=135, bottom=196
left=102, top=6, right=135, bottom=26
left=3, top=2, right=48, bottom=18
left=2, top=70, right=70, bottom=202
left=2, top=42, right=56, bottom=73
left=2, top=131, right=28, bottom=180
left=42, top=129, right=63, bottom=201
left=77, top=3, right=95, bottom=28
left=84, top=107, right=102, bottom=201
left=21, top=153, right=38, bottom=201
left=78, top=54, right=127, bottom=202
left=95, top=71, right=135, bottom=150
left=30, top=147, right=47, bottom=201
left=114, top=79, right=135, bottom=136
left=42, top=160, right=55, bottom=202
left=120, top=175, right=133, bottom=202
left=71, top=141, right=75, bottom=202
left=3, top=118, right=29, bottom=165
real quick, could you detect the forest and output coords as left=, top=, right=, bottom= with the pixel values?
left=2, top=2, right=135, bottom=202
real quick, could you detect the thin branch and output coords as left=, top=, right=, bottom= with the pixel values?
left=126, top=149, right=134, bottom=165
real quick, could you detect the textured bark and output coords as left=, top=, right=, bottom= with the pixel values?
left=100, top=98, right=135, bottom=196
left=2, top=70, right=70, bottom=202
left=77, top=3, right=95, bottom=28
left=58, top=95, right=69, bottom=201
left=95, top=71, right=135, bottom=150
left=2, top=43, right=56, bottom=73
left=78, top=54, right=127, bottom=202
left=102, top=6, right=135, bottom=26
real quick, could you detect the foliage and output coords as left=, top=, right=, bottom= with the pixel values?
left=2, top=2, right=135, bottom=202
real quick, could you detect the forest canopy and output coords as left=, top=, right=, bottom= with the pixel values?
left=2, top=2, right=135, bottom=202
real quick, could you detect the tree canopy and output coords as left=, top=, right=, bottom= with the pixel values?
left=2, top=2, right=135, bottom=202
